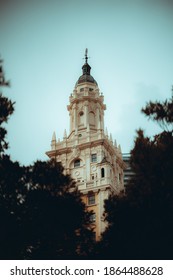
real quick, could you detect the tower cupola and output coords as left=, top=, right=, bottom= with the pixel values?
left=76, top=49, right=97, bottom=86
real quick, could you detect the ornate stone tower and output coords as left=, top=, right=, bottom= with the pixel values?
left=46, top=50, right=125, bottom=240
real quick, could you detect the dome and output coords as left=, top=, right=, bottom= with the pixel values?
left=76, top=73, right=98, bottom=85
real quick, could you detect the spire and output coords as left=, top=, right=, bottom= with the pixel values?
left=114, top=139, right=117, bottom=147
left=76, top=49, right=97, bottom=85
left=63, top=129, right=67, bottom=139
left=51, top=131, right=56, bottom=150
left=82, top=48, right=91, bottom=75
left=52, top=131, right=56, bottom=142
left=110, top=133, right=113, bottom=143
left=118, top=144, right=122, bottom=153
left=85, top=48, right=88, bottom=64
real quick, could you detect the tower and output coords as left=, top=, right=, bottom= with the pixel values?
left=46, top=50, right=125, bottom=240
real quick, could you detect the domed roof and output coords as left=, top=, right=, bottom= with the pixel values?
left=77, top=72, right=98, bottom=85
left=76, top=49, right=97, bottom=86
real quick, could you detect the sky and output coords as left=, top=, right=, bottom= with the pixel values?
left=0, top=0, right=173, bottom=165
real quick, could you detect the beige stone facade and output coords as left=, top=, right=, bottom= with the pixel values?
left=46, top=52, right=124, bottom=240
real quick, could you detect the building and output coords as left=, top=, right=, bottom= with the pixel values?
left=46, top=50, right=125, bottom=240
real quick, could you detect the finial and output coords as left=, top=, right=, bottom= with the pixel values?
left=110, top=133, right=113, bottom=143
left=52, top=131, right=56, bottom=142
left=63, top=129, right=67, bottom=139
left=114, top=139, right=117, bottom=147
left=85, top=48, right=88, bottom=64
left=51, top=131, right=56, bottom=150
left=82, top=49, right=91, bottom=75
left=118, top=144, right=122, bottom=153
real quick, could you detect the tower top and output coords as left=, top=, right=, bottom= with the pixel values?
left=75, top=49, right=97, bottom=86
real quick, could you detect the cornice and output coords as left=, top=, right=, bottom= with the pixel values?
left=68, top=95, right=106, bottom=110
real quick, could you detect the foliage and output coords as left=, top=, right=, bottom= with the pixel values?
left=20, top=160, right=94, bottom=259
left=0, top=60, right=14, bottom=156
left=142, top=97, right=173, bottom=131
left=98, top=95, right=173, bottom=259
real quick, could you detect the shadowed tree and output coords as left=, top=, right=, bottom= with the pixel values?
left=0, top=57, right=13, bottom=156
left=0, top=57, right=24, bottom=259
left=97, top=93, right=173, bottom=259
left=20, top=160, right=94, bottom=259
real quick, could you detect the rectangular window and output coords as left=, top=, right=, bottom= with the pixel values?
left=88, top=194, right=95, bottom=205
left=91, top=154, right=97, bottom=162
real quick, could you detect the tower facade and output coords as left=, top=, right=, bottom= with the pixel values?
left=46, top=51, right=125, bottom=240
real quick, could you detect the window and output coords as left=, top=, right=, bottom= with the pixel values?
left=89, top=112, right=95, bottom=125
left=91, top=175, right=94, bottom=180
left=91, top=153, right=97, bottom=162
left=101, top=167, right=105, bottom=178
left=90, top=213, right=96, bottom=222
left=88, top=194, right=95, bottom=205
left=74, top=159, right=80, bottom=168
left=78, top=111, right=84, bottom=125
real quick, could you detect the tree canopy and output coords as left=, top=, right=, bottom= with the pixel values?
left=98, top=94, right=173, bottom=259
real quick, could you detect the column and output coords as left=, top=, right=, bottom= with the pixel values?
left=74, top=104, right=78, bottom=135
left=84, top=101, right=89, bottom=131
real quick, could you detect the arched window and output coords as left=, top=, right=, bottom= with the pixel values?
left=74, top=159, right=80, bottom=168
left=78, top=111, right=84, bottom=125
left=101, top=167, right=105, bottom=178
left=89, top=112, right=95, bottom=126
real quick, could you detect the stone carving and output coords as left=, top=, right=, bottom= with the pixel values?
left=72, top=146, right=80, bottom=158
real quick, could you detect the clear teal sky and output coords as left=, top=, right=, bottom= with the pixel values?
left=0, top=0, right=173, bottom=165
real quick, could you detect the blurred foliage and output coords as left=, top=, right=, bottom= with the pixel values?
left=97, top=95, right=173, bottom=259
